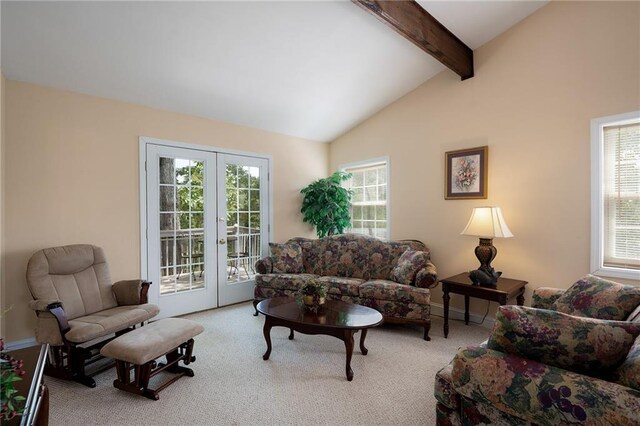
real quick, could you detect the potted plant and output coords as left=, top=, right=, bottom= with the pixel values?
left=0, top=339, right=26, bottom=421
left=300, top=171, right=352, bottom=238
left=296, top=280, right=327, bottom=313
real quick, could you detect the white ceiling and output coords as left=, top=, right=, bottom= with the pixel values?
left=1, top=1, right=547, bottom=142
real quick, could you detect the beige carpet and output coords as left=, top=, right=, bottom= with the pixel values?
left=47, top=302, right=490, bottom=425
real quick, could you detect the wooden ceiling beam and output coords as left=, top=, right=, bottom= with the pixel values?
left=352, top=0, right=474, bottom=80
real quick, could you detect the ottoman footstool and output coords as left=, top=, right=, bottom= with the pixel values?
left=100, top=317, right=204, bottom=400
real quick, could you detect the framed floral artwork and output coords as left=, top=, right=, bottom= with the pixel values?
left=445, top=146, right=488, bottom=199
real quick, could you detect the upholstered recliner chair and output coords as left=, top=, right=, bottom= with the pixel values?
left=26, top=244, right=160, bottom=387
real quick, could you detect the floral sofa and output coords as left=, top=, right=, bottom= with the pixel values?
left=435, top=275, right=640, bottom=425
left=254, top=234, right=438, bottom=340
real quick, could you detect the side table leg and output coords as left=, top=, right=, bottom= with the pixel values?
left=262, top=317, right=273, bottom=361
left=343, top=330, right=355, bottom=381
left=359, top=329, right=368, bottom=355
left=443, top=290, right=450, bottom=338
left=464, top=295, right=470, bottom=325
left=517, top=291, right=525, bottom=306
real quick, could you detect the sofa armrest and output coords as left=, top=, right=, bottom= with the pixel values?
left=112, top=279, right=151, bottom=305
left=414, top=262, right=437, bottom=289
left=451, top=346, right=640, bottom=425
left=255, top=257, right=273, bottom=274
left=531, top=287, right=565, bottom=309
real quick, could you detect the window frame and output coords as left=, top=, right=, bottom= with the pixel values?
left=340, top=156, right=390, bottom=239
left=590, top=111, right=640, bottom=280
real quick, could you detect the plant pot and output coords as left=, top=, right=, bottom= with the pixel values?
left=303, top=295, right=325, bottom=306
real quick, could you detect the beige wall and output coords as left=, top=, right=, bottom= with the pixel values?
left=3, top=81, right=328, bottom=342
left=330, top=1, right=640, bottom=317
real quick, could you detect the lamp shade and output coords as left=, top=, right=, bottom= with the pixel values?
left=461, top=207, right=513, bottom=239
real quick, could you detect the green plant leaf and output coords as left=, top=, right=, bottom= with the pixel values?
left=300, top=172, right=353, bottom=238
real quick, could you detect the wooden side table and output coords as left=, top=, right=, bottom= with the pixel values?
left=440, top=273, right=527, bottom=338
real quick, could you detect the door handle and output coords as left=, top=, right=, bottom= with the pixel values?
left=219, top=239, right=226, bottom=245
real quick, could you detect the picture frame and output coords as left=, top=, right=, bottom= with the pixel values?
left=444, top=146, right=488, bottom=199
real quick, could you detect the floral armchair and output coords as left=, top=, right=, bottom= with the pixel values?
left=435, top=275, right=640, bottom=425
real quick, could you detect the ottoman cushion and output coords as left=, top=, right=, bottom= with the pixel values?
left=101, top=318, right=204, bottom=365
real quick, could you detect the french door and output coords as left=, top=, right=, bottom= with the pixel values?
left=145, top=142, right=269, bottom=318
left=217, top=154, right=269, bottom=306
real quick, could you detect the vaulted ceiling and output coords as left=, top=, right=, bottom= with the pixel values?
left=1, top=1, right=547, bottom=142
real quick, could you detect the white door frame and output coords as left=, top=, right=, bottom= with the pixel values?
left=139, top=136, right=273, bottom=311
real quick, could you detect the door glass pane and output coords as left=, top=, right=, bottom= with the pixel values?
left=226, top=163, right=261, bottom=284
left=159, top=156, right=206, bottom=295
left=159, top=186, right=175, bottom=212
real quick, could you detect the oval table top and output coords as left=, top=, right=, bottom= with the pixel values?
left=256, top=297, right=383, bottom=329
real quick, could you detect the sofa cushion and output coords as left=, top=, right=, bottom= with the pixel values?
left=389, top=248, right=430, bottom=285
left=613, top=335, right=640, bottom=391
left=269, top=242, right=304, bottom=273
left=531, top=287, right=566, bottom=310
left=65, top=304, right=160, bottom=343
left=552, top=275, right=640, bottom=320
left=488, top=305, right=640, bottom=375
left=288, top=237, right=326, bottom=275
left=255, top=273, right=319, bottom=291
left=359, top=279, right=431, bottom=305
left=317, top=276, right=364, bottom=297
left=321, top=235, right=377, bottom=279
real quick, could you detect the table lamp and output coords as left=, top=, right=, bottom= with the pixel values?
left=461, top=206, right=513, bottom=286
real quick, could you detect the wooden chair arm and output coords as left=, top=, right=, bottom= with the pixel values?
left=46, top=302, right=70, bottom=336
left=140, top=280, right=151, bottom=304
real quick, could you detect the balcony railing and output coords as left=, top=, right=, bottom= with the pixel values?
left=159, top=226, right=261, bottom=293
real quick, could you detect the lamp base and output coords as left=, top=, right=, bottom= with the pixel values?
left=469, top=267, right=502, bottom=287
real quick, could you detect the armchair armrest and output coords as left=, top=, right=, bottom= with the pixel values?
left=451, top=346, right=640, bottom=425
left=414, top=261, right=437, bottom=289
left=28, top=299, right=61, bottom=312
left=255, top=257, right=273, bottom=274
left=532, top=287, right=565, bottom=309
left=28, top=299, right=68, bottom=345
left=112, top=279, right=151, bottom=305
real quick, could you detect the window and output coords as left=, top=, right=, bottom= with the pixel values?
left=591, top=111, right=640, bottom=279
left=341, top=158, right=389, bottom=239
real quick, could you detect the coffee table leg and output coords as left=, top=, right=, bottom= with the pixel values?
left=359, top=329, right=369, bottom=355
left=288, top=329, right=294, bottom=340
left=343, top=330, right=355, bottom=381
left=262, top=317, right=273, bottom=361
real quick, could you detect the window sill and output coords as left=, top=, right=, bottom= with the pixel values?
left=591, top=266, right=640, bottom=282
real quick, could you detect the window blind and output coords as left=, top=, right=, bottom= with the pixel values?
left=603, top=122, right=640, bottom=270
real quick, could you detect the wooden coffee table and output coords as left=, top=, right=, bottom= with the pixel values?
left=256, top=297, right=383, bottom=381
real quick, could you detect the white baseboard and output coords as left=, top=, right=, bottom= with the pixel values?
left=430, top=302, right=495, bottom=330
left=4, top=337, right=38, bottom=351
